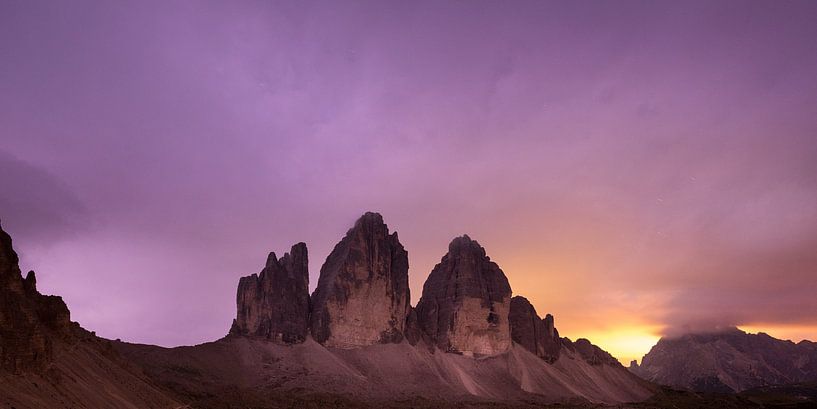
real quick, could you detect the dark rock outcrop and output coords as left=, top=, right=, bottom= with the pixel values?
left=633, top=327, right=817, bottom=392
left=415, top=235, right=512, bottom=356
left=508, top=296, right=561, bottom=363
left=230, top=243, right=310, bottom=343
left=403, top=307, right=423, bottom=346
left=0, top=221, right=183, bottom=407
left=509, top=295, right=621, bottom=367
left=563, top=337, right=620, bottom=366
left=310, top=212, right=410, bottom=348
left=0, top=221, right=73, bottom=373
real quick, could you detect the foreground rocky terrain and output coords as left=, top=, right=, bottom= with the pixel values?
left=116, top=335, right=652, bottom=408
left=630, top=327, right=817, bottom=393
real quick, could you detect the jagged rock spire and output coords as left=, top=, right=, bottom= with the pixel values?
left=509, top=295, right=562, bottom=363
left=310, top=212, right=410, bottom=348
left=230, top=243, right=310, bottom=343
left=0, top=219, right=24, bottom=294
left=0, top=220, right=73, bottom=373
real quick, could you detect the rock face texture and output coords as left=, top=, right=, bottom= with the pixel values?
left=632, top=327, right=817, bottom=393
left=230, top=243, right=310, bottom=343
left=415, top=235, right=512, bottom=357
left=0, top=221, right=73, bottom=373
left=310, top=212, right=410, bottom=348
left=509, top=296, right=562, bottom=363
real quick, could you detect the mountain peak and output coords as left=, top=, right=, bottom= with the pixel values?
left=635, top=327, right=817, bottom=392
left=447, top=234, right=486, bottom=256
left=415, top=235, right=511, bottom=356
left=0, top=223, right=73, bottom=373
left=356, top=211, right=385, bottom=226
left=231, top=242, right=310, bottom=343
left=310, top=212, right=410, bottom=348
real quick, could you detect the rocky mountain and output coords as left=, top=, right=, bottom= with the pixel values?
left=509, top=295, right=561, bottom=363
left=0, top=222, right=73, bottom=373
left=631, top=327, right=817, bottom=393
left=192, top=216, right=650, bottom=406
left=0, top=221, right=181, bottom=408
left=508, top=295, right=619, bottom=368
left=1, top=212, right=654, bottom=408
left=414, top=235, right=512, bottom=356
left=230, top=242, right=310, bottom=343
left=310, top=212, right=411, bottom=348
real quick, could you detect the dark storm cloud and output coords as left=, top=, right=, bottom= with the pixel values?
left=0, top=150, right=87, bottom=245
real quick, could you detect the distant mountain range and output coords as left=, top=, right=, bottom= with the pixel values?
left=630, top=327, right=817, bottom=393
left=0, top=213, right=652, bottom=408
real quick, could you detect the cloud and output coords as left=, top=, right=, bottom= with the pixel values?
left=657, top=232, right=817, bottom=336
left=0, top=150, right=88, bottom=246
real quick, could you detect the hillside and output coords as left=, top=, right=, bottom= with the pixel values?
left=631, top=327, right=817, bottom=393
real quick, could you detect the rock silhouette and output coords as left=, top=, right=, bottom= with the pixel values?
left=0, top=220, right=73, bottom=373
left=564, top=337, right=620, bottom=366
left=0, top=221, right=180, bottom=408
left=230, top=243, right=310, bottom=343
left=509, top=295, right=561, bottom=363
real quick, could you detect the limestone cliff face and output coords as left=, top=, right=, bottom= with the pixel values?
left=415, top=235, right=512, bottom=357
left=508, top=296, right=561, bottom=363
left=0, top=221, right=73, bottom=373
left=310, top=212, right=410, bottom=348
left=230, top=243, right=310, bottom=343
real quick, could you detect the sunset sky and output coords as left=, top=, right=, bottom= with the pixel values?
left=2, top=1, right=816, bottom=365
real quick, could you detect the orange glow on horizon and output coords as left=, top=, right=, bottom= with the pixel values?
left=409, top=228, right=817, bottom=369
left=490, top=254, right=667, bottom=366
left=563, top=326, right=662, bottom=366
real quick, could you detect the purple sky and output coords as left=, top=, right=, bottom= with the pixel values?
left=2, top=1, right=817, bottom=363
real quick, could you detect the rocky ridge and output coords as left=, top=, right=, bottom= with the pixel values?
left=631, top=327, right=817, bottom=393
left=1, top=212, right=651, bottom=407
left=228, top=213, right=626, bottom=372
left=0, top=220, right=74, bottom=373
left=508, top=295, right=561, bottom=363
left=0, top=220, right=180, bottom=408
